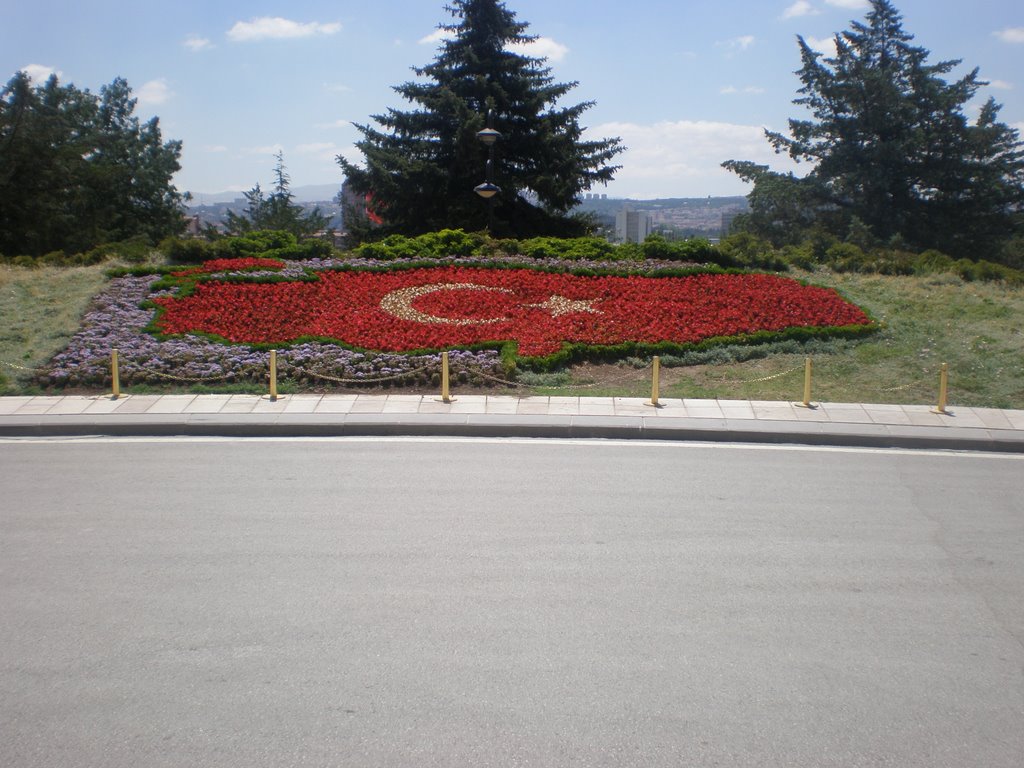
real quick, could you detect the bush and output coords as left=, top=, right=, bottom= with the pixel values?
left=160, top=237, right=213, bottom=264
left=780, top=243, right=816, bottom=271
left=416, top=229, right=483, bottom=257
left=161, top=231, right=333, bottom=264
left=913, top=249, right=955, bottom=275
left=716, top=233, right=789, bottom=270
left=227, top=230, right=298, bottom=256
left=639, top=235, right=715, bottom=263
left=825, top=242, right=869, bottom=272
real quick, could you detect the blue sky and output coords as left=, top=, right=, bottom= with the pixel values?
left=3, top=0, right=1022, bottom=199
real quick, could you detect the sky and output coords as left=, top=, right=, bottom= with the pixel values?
left=3, top=0, right=1023, bottom=200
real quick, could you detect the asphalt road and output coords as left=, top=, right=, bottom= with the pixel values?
left=2, top=437, right=1022, bottom=767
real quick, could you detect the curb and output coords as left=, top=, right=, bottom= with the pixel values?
left=2, top=412, right=1023, bottom=453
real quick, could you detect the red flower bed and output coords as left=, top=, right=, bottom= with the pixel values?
left=152, top=266, right=873, bottom=357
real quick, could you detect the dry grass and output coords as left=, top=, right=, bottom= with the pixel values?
left=0, top=264, right=110, bottom=393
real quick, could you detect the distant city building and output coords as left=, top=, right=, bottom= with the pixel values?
left=615, top=208, right=653, bottom=243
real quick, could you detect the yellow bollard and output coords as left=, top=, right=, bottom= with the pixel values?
left=269, top=349, right=278, bottom=401
left=934, top=362, right=949, bottom=415
left=110, top=348, right=121, bottom=400
left=440, top=351, right=453, bottom=403
left=647, top=356, right=662, bottom=408
left=797, top=356, right=814, bottom=408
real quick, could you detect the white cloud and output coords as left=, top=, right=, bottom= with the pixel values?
left=183, top=35, right=212, bottom=51
left=986, top=79, right=1013, bottom=90
left=315, top=119, right=353, bottom=129
left=805, top=35, right=838, bottom=57
left=588, top=120, right=804, bottom=198
left=782, top=1, right=819, bottom=19
left=20, top=63, right=62, bottom=83
left=824, top=0, right=869, bottom=9
left=419, top=28, right=450, bottom=45
left=509, top=36, right=569, bottom=62
left=136, top=79, right=172, bottom=106
left=204, top=145, right=228, bottom=153
left=720, top=85, right=766, bottom=95
left=719, top=35, right=756, bottom=52
left=324, top=83, right=353, bottom=93
left=242, top=144, right=285, bottom=156
left=296, top=142, right=344, bottom=161
left=993, top=27, right=1024, bottom=44
left=228, top=17, right=342, bottom=43
left=1012, top=122, right=1024, bottom=135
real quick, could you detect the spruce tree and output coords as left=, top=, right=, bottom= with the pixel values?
left=338, top=0, right=623, bottom=238
left=225, top=153, right=330, bottom=237
left=725, top=0, right=1024, bottom=259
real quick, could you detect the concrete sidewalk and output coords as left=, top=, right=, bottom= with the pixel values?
left=2, top=393, right=1023, bottom=452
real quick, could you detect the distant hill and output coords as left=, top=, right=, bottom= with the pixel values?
left=188, top=183, right=341, bottom=206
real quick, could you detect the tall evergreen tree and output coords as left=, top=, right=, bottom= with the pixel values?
left=338, top=0, right=624, bottom=238
left=725, top=0, right=1024, bottom=259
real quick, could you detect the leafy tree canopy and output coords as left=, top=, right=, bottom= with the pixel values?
left=224, top=152, right=330, bottom=238
left=724, top=0, right=1024, bottom=260
left=0, top=72, right=185, bottom=256
left=339, top=0, right=624, bottom=239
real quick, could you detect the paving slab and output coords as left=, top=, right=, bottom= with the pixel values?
left=2, top=394, right=1023, bottom=453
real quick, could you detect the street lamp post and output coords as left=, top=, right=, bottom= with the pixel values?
left=474, top=109, right=501, bottom=231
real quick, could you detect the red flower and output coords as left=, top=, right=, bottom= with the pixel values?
left=152, top=266, right=873, bottom=357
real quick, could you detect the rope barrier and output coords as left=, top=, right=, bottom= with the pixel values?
left=713, top=363, right=806, bottom=385
left=282, top=362, right=437, bottom=386
left=125, top=366, right=241, bottom=383
left=0, top=358, right=51, bottom=374
left=2, top=343, right=960, bottom=414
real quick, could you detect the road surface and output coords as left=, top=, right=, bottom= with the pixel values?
left=2, top=437, right=1022, bottom=767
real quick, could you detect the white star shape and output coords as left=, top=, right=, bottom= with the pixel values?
left=527, top=295, right=602, bottom=317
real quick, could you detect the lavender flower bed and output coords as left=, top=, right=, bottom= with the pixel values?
left=41, top=272, right=504, bottom=391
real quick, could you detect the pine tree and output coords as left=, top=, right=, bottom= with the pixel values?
left=725, top=0, right=1024, bottom=258
left=338, top=0, right=623, bottom=238
left=0, top=73, right=184, bottom=256
left=225, top=153, right=330, bottom=237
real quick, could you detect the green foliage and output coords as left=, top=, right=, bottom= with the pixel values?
left=724, top=0, right=1024, bottom=260
left=339, top=0, right=624, bottom=238
left=225, top=153, right=331, bottom=239
left=0, top=72, right=185, bottom=257
left=159, top=230, right=334, bottom=264
left=716, top=233, right=790, bottom=271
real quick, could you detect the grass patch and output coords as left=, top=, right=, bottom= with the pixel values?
left=0, top=264, right=110, bottom=394
left=652, top=270, right=1024, bottom=408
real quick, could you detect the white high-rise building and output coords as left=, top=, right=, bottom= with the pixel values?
left=615, top=208, right=652, bottom=243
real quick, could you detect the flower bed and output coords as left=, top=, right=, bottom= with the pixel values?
left=42, top=257, right=874, bottom=389
left=152, top=263, right=874, bottom=360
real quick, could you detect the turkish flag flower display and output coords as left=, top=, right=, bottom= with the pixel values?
left=152, top=265, right=873, bottom=358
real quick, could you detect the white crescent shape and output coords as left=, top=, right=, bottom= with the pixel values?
left=379, top=282, right=514, bottom=326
